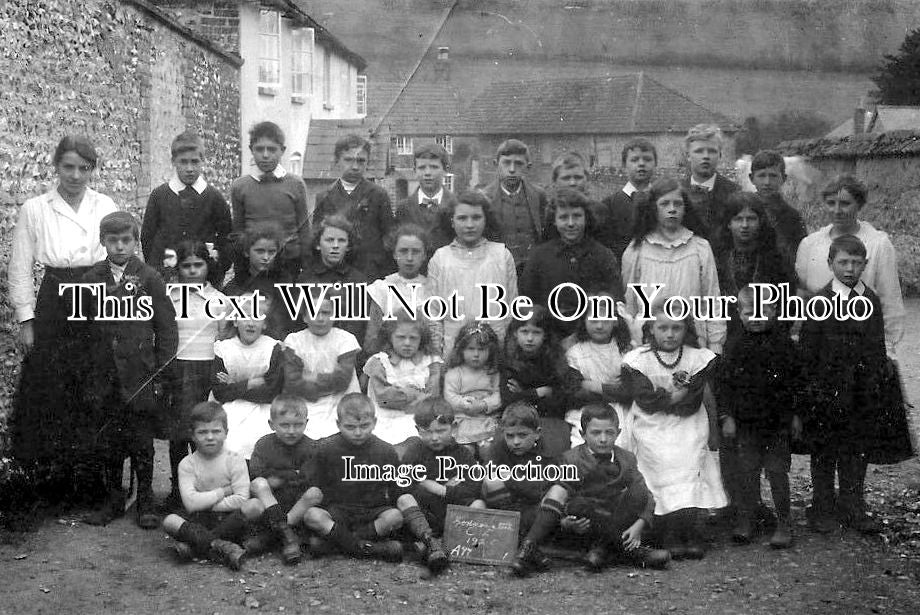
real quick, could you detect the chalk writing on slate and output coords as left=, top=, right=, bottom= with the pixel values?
left=443, top=505, right=521, bottom=566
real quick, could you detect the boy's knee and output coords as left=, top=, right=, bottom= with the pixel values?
left=250, top=477, right=271, bottom=495
left=544, top=485, right=568, bottom=503
left=379, top=508, right=403, bottom=531
left=241, top=498, right=265, bottom=520
left=482, top=478, right=506, bottom=493
left=162, top=513, right=184, bottom=534
left=302, top=507, right=328, bottom=529
left=396, top=494, right=418, bottom=510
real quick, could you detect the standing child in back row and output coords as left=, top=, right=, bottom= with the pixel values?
left=598, top=138, right=658, bottom=258
left=230, top=121, right=310, bottom=279
left=681, top=123, right=740, bottom=245
left=395, top=143, right=456, bottom=256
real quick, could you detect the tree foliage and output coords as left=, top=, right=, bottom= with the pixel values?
left=872, top=28, right=920, bottom=105
left=734, top=110, right=831, bottom=154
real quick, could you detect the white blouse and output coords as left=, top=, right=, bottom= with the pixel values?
left=9, top=187, right=119, bottom=322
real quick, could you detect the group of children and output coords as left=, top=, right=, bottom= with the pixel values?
left=60, top=119, right=909, bottom=577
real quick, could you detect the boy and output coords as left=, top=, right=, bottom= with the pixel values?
left=248, top=395, right=322, bottom=565
left=748, top=150, right=807, bottom=277
left=312, top=135, right=394, bottom=279
left=141, top=131, right=232, bottom=278
left=230, top=121, right=310, bottom=279
left=82, top=211, right=178, bottom=528
left=394, top=142, right=456, bottom=255
left=680, top=124, right=740, bottom=244
left=718, top=286, right=803, bottom=548
left=303, top=394, right=448, bottom=571
left=400, top=398, right=486, bottom=538
left=598, top=138, right=657, bottom=258
left=551, top=151, right=589, bottom=194
left=483, top=139, right=549, bottom=275
left=511, top=404, right=669, bottom=575
left=162, top=402, right=262, bottom=570
left=800, top=235, right=887, bottom=535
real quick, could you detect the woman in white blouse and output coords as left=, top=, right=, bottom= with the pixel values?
left=8, top=135, right=119, bottom=504
left=795, top=175, right=904, bottom=358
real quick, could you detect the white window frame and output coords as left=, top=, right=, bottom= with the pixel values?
left=258, top=9, right=281, bottom=88
left=436, top=135, right=453, bottom=155
left=289, top=152, right=303, bottom=177
left=356, top=75, right=367, bottom=115
left=291, top=27, right=314, bottom=97
left=394, top=136, right=413, bottom=156
left=322, top=48, right=332, bottom=107
left=443, top=172, right=455, bottom=193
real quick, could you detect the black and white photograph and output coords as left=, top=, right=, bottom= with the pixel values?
left=1, top=0, right=919, bottom=613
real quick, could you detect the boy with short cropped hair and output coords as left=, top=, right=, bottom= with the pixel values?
left=82, top=211, right=178, bottom=528
left=230, top=121, right=310, bottom=279
left=511, top=404, right=669, bottom=575
left=248, top=395, right=322, bottom=564
left=551, top=151, right=589, bottom=194
left=748, top=150, right=807, bottom=277
left=800, top=235, right=888, bottom=535
left=718, top=287, right=803, bottom=548
left=162, top=402, right=262, bottom=570
left=395, top=142, right=456, bottom=254
left=313, top=135, right=395, bottom=279
left=681, top=124, right=740, bottom=244
left=142, top=131, right=232, bottom=278
left=483, top=139, right=549, bottom=274
left=400, top=398, right=486, bottom=536
left=598, top=138, right=657, bottom=257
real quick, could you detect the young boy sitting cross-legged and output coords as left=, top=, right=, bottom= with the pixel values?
left=162, top=402, right=262, bottom=570
left=512, top=403, right=670, bottom=575
left=302, top=394, right=450, bottom=572
left=246, top=395, right=322, bottom=565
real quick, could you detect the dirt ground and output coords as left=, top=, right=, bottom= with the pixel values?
left=2, top=304, right=920, bottom=615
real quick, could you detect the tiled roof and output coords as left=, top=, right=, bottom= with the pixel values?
left=777, top=130, right=920, bottom=159
left=825, top=105, right=920, bottom=138
left=302, top=119, right=387, bottom=180
left=373, top=73, right=466, bottom=135
left=461, top=73, right=734, bottom=135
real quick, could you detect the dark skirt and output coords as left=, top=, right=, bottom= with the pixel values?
left=10, top=267, right=102, bottom=476
left=163, top=359, right=213, bottom=441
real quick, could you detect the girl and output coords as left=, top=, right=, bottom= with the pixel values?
left=443, top=323, right=503, bottom=449
left=282, top=288, right=361, bottom=440
left=223, top=223, right=294, bottom=339
left=364, top=223, right=441, bottom=357
left=298, top=214, right=368, bottom=344
left=502, top=306, right=581, bottom=457
left=211, top=296, right=284, bottom=459
left=621, top=307, right=726, bottom=559
left=166, top=241, right=231, bottom=505
left=621, top=178, right=725, bottom=354
left=565, top=291, right=634, bottom=448
left=363, top=315, right=442, bottom=446
left=428, top=191, right=517, bottom=358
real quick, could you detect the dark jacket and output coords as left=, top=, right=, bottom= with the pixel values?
left=394, top=188, right=458, bottom=256
left=681, top=174, right=740, bottom=245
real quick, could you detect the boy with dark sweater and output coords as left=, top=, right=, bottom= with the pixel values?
left=394, top=142, right=456, bottom=256
left=400, top=399, right=486, bottom=536
left=681, top=123, right=740, bottom=244
left=312, top=135, right=394, bottom=279
left=717, top=286, right=803, bottom=548
left=511, top=404, right=669, bottom=575
left=598, top=138, right=657, bottom=258
left=748, top=150, right=807, bottom=279
left=247, top=395, right=321, bottom=564
left=82, top=211, right=178, bottom=528
left=303, top=393, right=448, bottom=571
left=230, top=121, right=310, bottom=279
left=141, top=131, right=232, bottom=277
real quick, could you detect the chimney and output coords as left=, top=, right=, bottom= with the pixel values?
left=853, top=96, right=866, bottom=135
left=435, top=46, right=450, bottom=80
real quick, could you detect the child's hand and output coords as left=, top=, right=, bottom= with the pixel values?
left=506, top=378, right=523, bottom=394
left=247, top=375, right=266, bottom=389
left=560, top=515, right=591, bottom=534
left=791, top=415, right=803, bottom=440
left=215, top=371, right=233, bottom=384
left=621, top=520, right=644, bottom=551
left=268, top=477, right=284, bottom=489
left=535, top=386, right=553, bottom=398
left=670, top=387, right=690, bottom=404
left=721, top=416, right=737, bottom=440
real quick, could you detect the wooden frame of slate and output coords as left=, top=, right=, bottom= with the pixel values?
left=443, top=505, right=521, bottom=566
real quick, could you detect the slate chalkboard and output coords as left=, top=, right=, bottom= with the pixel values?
left=443, top=505, right=521, bottom=566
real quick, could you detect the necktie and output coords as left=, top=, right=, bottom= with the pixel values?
left=422, top=198, right=437, bottom=208
left=593, top=453, right=612, bottom=465
left=690, top=184, right=710, bottom=195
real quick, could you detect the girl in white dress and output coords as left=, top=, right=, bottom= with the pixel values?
left=363, top=315, right=442, bottom=447
left=211, top=297, right=283, bottom=459
left=621, top=307, right=726, bottom=559
left=282, top=291, right=361, bottom=440
left=565, top=291, right=635, bottom=448
left=443, top=322, right=503, bottom=449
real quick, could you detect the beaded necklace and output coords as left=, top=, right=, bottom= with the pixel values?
left=653, top=345, right=683, bottom=369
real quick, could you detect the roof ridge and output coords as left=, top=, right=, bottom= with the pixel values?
left=639, top=75, right=734, bottom=126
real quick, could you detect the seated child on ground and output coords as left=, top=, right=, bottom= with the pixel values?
left=511, top=403, right=670, bottom=576
left=247, top=395, right=322, bottom=564
left=400, top=398, right=486, bottom=536
left=302, top=393, right=449, bottom=572
left=211, top=293, right=283, bottom=459
left=283, top=289, right=361, bottom=439
left=364, top=314, right=442, bottom=449
left=162, top=402, right=262, bottom=570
